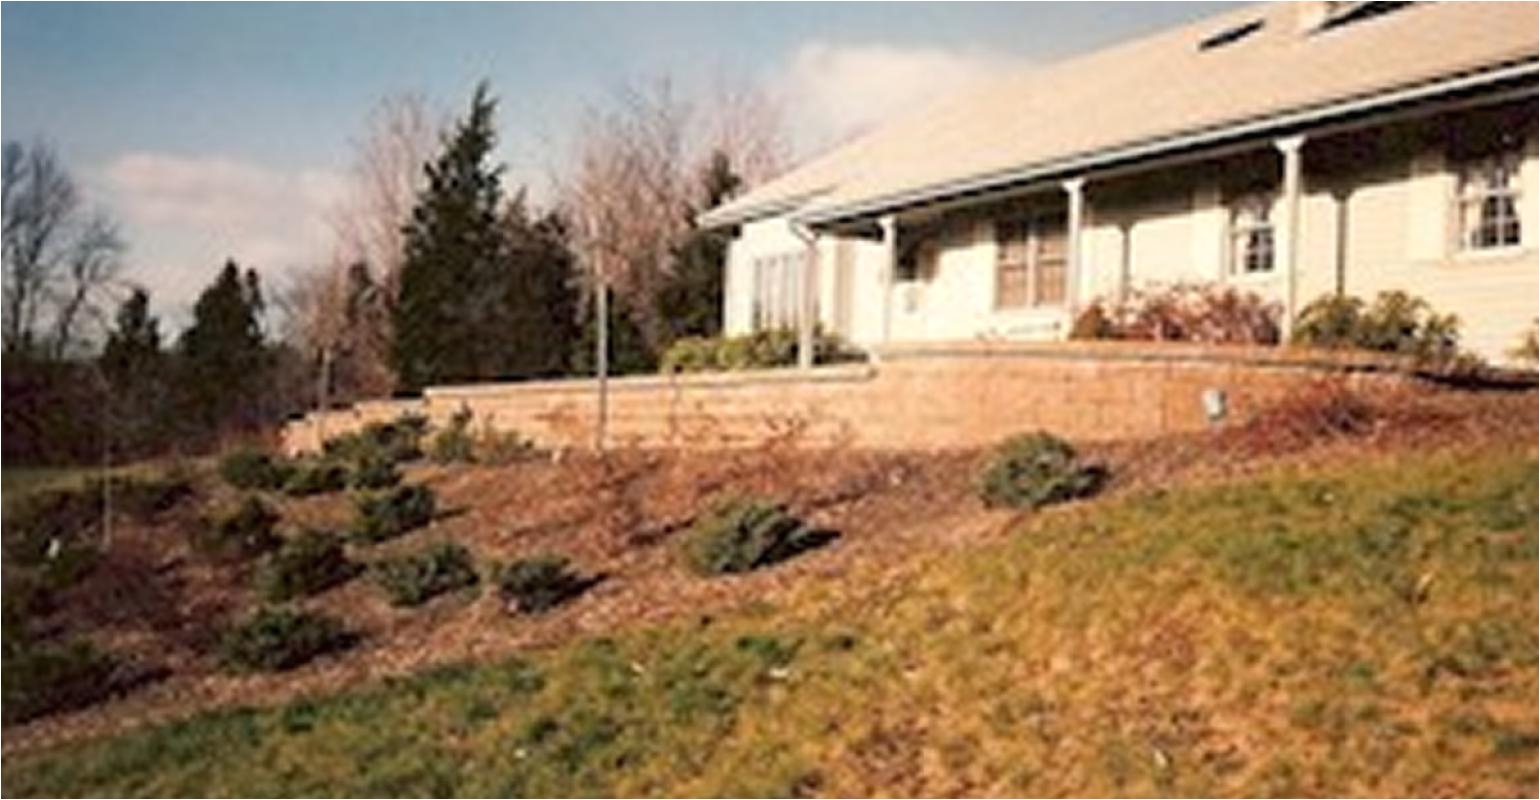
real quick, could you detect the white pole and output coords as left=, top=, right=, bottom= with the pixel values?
left=879, top=215, right=896, bottom=347
left=316, top=345, right=331, bottom=448
left=788, top=220, right=819, bottom=370
left=1275, top=135, right=1307, bottom=342
left=595, top=261, right=609, bottom=453
left=1062, top=177, right=1086, bottom=321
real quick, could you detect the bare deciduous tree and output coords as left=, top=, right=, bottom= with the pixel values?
left=2, top=140, right=125, bottom=357
left=277, top=259, right=394, bottom=403
left=331, top=93, right=441, bottom=298
left=287, top=93, right=441, bottom=399
left=702, top=73, right=791, bottom=188
left=559, top=74, right=789, bottom=349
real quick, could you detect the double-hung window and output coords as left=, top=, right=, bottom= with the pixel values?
left=751, top=251, right=808, bottom=331
left=1456, top=148, right=1522, bottom=251
left=995, top=212, right=1067, bottom=309
left=1227, top=192, right=1275, bottom=275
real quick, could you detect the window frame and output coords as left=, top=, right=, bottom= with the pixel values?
left=1455, top=148, right=1523, bottom=253
left=994, top=212, right=1068, bottom=310
left=750, top=251, right=809, bottom=332
left=1226, top=191, right=1277, bottom=277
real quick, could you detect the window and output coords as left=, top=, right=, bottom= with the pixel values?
left=1198, top=18, right=1263, bottom=51
left=895, top=225, right=940, bottom=282
left=1457, top=149, right=1522, bottom=251
left=751, top=251, right=809, bottom=331
left=996, top=219, right=1031, bottom=308
left=1227, top=193, right=1275, bottom=275
left=995, top=212, right=1068, bottom=309
left=1317, top=1, right=1412, bottom=33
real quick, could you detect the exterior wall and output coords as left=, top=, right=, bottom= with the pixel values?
left=721, top=103, right=1539, bottom=363
left=1338, top=134, right=1539, bottom=362
left=282, top=342, right=1473, bottom=456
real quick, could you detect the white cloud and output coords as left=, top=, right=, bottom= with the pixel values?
left=774, top=41, right=1023, bottom=155
left=94, top=152, right=346, bottom=319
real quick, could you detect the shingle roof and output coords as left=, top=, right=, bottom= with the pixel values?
left=704, top=1, right=1539, bottom=228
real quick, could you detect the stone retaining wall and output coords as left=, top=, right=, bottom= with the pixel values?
left=281, top=342, right=1458, bottom=454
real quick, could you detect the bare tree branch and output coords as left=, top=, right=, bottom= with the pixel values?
left=48, top=211, right=125, bottom=359
left=557, top=74, right=789, bottom=348
left=2, top=139, right=124, bottom=357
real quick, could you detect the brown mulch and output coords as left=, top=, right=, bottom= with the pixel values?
left=3, top=385, right=1534, bottom=757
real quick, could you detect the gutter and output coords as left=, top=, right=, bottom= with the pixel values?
left=754, top=57, right=1539, bottom=228
left=696, top=185, right=835, bottom=230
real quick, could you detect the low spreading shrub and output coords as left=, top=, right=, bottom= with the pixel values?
left=429, top=408, right=476, bottom=464
left=192, top=496, right=282, bottom=560
left=281, top=460, right=348, bottom=497
left=1293, top=290, right=1463, bottom=364
left=478, top=430, right=538, bottom=465
left=370, top=542, right=479, bottom=607
left=348, top=456, right=402, bottom=490
left=1, top=638, right=119, bottom=724
left=1511, top=320, right=1539, bottom=365
left=108, top=472, right=194, bottom=520
left=681, top=497, right=829, bottom=576
left=978, top=432, right=1107, bottom=510
left=219, top=448, right=294, bottom=491
left=351, top=484, right=436, bottom=544
left=4, top=485, right=104, bottom=566
left=493, top=555, right=592, bottom=613
left=256, top=531, right=359, bottom=601
left=2, top=576, right=49, bottom=652
left=6, top=471, right=194, bottom=555
left=1069, top=284, right=1281, bottom=344
left=659, top=328, right=863, bottom=374
left=322, top=414, right=427, bottom=466
left=217, top=607, right=351, bottom=672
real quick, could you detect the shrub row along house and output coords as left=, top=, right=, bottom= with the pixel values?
left=701, top=1, right=1539, bottom=364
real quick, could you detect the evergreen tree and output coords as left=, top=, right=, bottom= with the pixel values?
left=393, top=82, right=583, bottom=390
left=573, top=287, right=658, bottom=377
left=500, top=200, right=582, bottom=378
left=100, top=287, right=162, bottom=384
left=100, top=287, right=168, bottom=457
left=392, top=82, right=509, bottom=391
left=657, top=151, right=742, bottom=344
left=178, top=260, right=269, bottom=435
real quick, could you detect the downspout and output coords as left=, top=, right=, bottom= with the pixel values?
left=788, top=219, right=819, bottom=371
left=879, top=215, right=896, bottom=351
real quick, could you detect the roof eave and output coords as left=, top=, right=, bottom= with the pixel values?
left=696, top=186, right=836, bottom=230
left=793, top=55, right=1539, bottom=228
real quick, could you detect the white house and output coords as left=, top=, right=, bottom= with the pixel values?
left=701, top=1, right=1540, bottom=364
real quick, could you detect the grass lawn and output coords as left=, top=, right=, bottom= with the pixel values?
left=1, top=466, right=99, bottom=499
left=4, top=446, right=1536, bottom=797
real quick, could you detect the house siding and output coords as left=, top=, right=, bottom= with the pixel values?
left=724, top=107, right=1539, bottom=363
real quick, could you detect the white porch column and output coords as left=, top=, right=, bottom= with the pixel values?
left=797, top=231, right=819, bottom=370
left=1062, top=178, right=1086, bottom=323
left=1275, top=135, right=1306, bottom=341
left=879, top=215, right=897, bottom=345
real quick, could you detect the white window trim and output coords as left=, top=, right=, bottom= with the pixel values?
left=1454, top=149, right=1524, bottom=254
left=750, top=251, right=809, bottom=332
left=994, top=214, right=1068, bottom=311
left=1226, top=192, right=1277, bottom=278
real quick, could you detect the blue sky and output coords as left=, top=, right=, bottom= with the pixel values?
left=3, top=2, right=1236, bottom=323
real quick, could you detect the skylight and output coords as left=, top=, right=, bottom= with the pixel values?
left=1199, top=19, right=1264, bottom=51
left=1318, top=1, right=1414, bottom=33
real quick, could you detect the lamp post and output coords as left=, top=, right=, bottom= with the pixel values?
left=594, top=259, right=609, bottom=454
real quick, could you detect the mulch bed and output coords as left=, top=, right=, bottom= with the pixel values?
left=3, top=385, right=1533, bottom=756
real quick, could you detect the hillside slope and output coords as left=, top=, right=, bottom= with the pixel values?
left=6, top=445, right=1535, bottom=797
